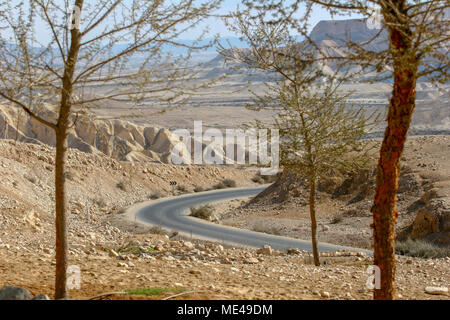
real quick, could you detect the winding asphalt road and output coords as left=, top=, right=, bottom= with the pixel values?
left=131, top=186, right=371, bottom=254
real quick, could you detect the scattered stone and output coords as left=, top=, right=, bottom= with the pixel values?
left=0, top=286, right=32, bottom=300
left=189, top=270, right=202, bottom=275
left=256, top=245, right=273, bottom=256
left=244, top=257, right=259, bottom=264
left=425, top=286, right=448, bottom=295
left=183, top=241, right=194, bottom=249
left=109, top=249, right=119, bottom=258
left=32, top=294, right=51, bottom=300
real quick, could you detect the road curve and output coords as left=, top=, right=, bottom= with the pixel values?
left=128, top=186, right=371, bottom=254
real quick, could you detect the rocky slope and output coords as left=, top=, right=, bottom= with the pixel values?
left=0, top=139, right=448, bottom=300
left=215, top=136, right=450, bottom=250
left=0, top=138, right=257, bottom=253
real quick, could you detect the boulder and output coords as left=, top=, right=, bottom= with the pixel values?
left=421, top=188, right=448, bottom=203
left=0, top=286, right=32, bottom=300
left=411, top=198, right=450, bottom=240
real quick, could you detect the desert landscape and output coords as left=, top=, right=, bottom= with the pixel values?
left=0, top=1, right=448, bottom=304
left=0, top=138, right=448, bottom=300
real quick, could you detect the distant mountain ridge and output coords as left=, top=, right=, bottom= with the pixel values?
left=310, top=19, right=388, bottom=44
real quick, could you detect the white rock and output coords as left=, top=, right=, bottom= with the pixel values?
left=109, top=249, right=119, bottom=258
left=245, top=257, right=259, bottom=264
left=256, top=245, right=273, bottom=256
left=183, top=241, right=194, bottom=249
left=425, top=286, right=448, bottom=295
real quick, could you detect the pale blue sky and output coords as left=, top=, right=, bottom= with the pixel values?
left=3, top=0, right=359, bottom=44
left=182, top=0, right=359, bottom=39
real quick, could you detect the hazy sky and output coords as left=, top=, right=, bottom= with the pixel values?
left=4, top=0, right=359, bottom=43
left=182, top=0, right=359, bottom=39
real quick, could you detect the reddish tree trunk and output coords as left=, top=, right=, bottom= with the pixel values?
left=371, top=11, right=418, bottom=299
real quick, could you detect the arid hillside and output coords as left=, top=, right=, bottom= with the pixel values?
left=215, top=136, right=450, bottom=252
left=0, top=138, right=448, bottom=300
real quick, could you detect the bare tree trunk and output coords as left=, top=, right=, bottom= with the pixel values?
left=54, top=78, right=75, bottom=300
left=371, top=13, right=418, bottom=299
left=309, top=177, right=320, bottom=266
left=54, top=126, right=69, bottom=299
left=15, top=109, right=21, bottom=143
left=54, top=0, right=84, bottom=299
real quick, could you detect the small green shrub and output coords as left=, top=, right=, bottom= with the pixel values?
left=190, top=204, right=214, bottom=220
left=149, top=192, right=163, bottom=200
left=212, top=182, right=226, bottom=190
left=95, top=197, right=107, bottom=208
left=260, top=174, right=277, bottom=183
left=116, top=180, right=130, bottom=192
left=193, top=186, right=204, bottom=193
left=331, top=214, right=343, bottom=224
left=222, top=179, right=237, bottom=188
left=149, top=226, right=165, bottom=235
left=24, top=173, right=37, bottom=184
left=252, top=221, right=281, bottom=235
left=125, top=287, right=182, bottom=296
left=116, top=207, right=127, bottom=214
left=118, top=246, right=155, bottom=255
left=396, top=238, right=450, bottom=258
left=65, top=171, right=75, bottom=181
left=252, top=176, right=264, bottom=184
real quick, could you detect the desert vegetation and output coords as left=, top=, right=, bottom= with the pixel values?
left=190, top=205, right=215, bottom=220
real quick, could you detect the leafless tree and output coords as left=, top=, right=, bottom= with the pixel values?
left=0, top=0, right=220, bottom=299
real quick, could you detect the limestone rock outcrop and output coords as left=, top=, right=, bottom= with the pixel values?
left=0, top=104, right=191, bottom=164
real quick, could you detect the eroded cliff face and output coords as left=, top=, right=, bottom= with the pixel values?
left=0, top=104, right=185, bottom=163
